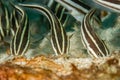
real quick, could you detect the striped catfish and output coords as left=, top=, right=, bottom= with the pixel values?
left=55, top=0, right=90, bottom=14
left=10, top=3, right=30, bottom=56
left=0, top=15, right=4, bottom=41
left=93, top=0, right=120, bottom=13
left=0, top=0, right=11, bottom=40
left=55, top=0, right=90, bottom=22
left=81, top=9, right=109, bottom=58
left=55, top=0, right=102, bottom=24
left=19, top=3, right=69, bottom=55
left=46, top=0, right=70, bottom=27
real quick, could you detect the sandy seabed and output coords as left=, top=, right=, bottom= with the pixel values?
left=0, top=53, right=119, bottom=80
